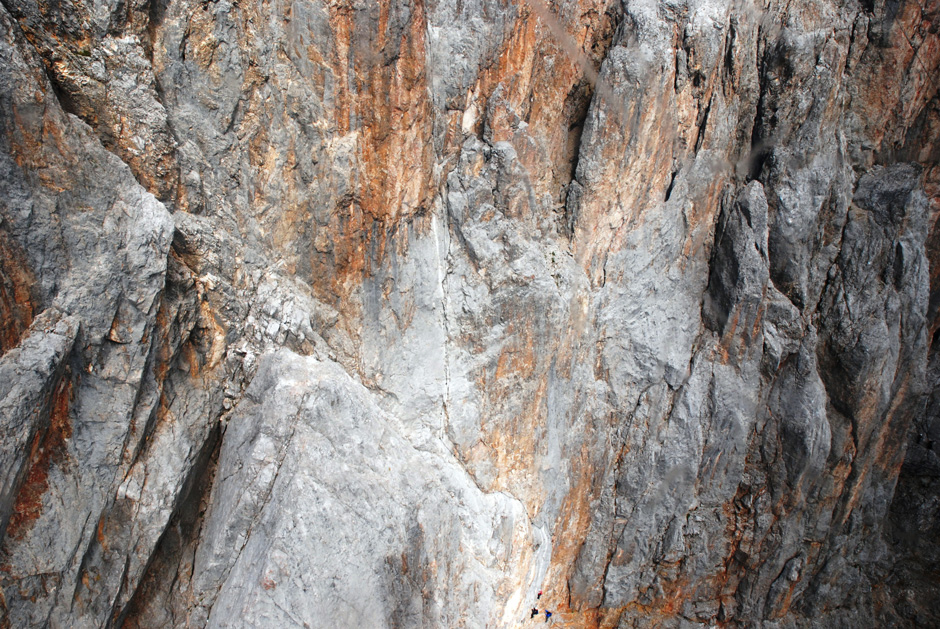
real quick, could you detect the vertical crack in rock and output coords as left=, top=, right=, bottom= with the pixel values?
left=436, top=207, right=454, bottom=444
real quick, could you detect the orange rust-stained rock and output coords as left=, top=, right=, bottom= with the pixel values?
left=854, top=0, right=940, bottom=166
left=542, top=446, right=601, bottom=605
left=2, top=0, right=179, bottom=203
left=2, top=0, right=939, bottom=626
left=355, top=0, right=434, bottom=225
left=0, top=226, right=36, bottom=357
left=468, top=0, right=621, bottom=208
left=6, top=369, right=73, bottom=540
left=286, top=0, right=437, bottom=305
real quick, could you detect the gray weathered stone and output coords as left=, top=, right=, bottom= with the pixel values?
left=0, top=0, right=938, bottom=626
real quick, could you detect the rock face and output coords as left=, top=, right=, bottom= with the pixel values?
left=136, top=350, right=537, bottom=628
left=0, top=0, right=938, bottom=627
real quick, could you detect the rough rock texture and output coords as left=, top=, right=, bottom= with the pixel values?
left=0, top=0, right=938, bottom=627
left=131, top=350, right=537, bottom=628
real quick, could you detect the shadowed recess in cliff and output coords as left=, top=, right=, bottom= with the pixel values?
left=0, top=224, right=35, bottom=356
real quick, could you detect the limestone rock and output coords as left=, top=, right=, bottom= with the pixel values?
left=180, top=350, right=534, bottom=628
left=0, top=0, right=938, bottom=627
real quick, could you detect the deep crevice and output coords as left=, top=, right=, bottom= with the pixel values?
left=117, top=422, right=222, bottom=628
left=694, top=96, right=712, bottom=154
left=664, top=169, right=678, bottom=202
left=0, top=0, right=83, bottom=121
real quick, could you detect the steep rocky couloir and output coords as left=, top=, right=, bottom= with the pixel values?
left=0, top=0, right=938, bottom=627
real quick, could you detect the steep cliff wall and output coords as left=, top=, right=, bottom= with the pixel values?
left=0, top=0, right=938, bottom=627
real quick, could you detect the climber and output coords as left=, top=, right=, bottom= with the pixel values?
left=537, top=590, right=542, bottom=599
left=530, top=607, right=539, bottom=619
left=545, top=610, right=552, bottom=622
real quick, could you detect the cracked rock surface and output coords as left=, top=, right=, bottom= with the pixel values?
left=0, top=0, right=939, bottom=627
